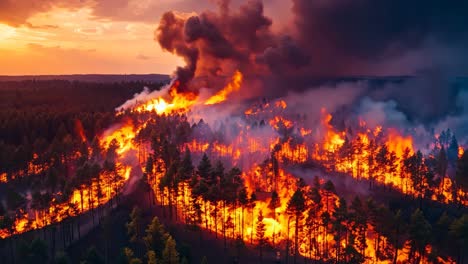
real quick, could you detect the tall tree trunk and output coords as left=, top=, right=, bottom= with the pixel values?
left=251, top=208, right=254, bottom=245
left=241, top=206, right=244, bottom=240
left=204, top=200, right=208, bottom=231
left=223, top=201, right=227, bottom=249
left=393, top=227, right=400, bottom=264
left=80, top=189, right=84, bottom=213
left=294, top=215, right=299, bottom=264
left=286, top=217, right=290, bottom=264
left=89, top=184, right=94, bottom=225
left=169, top=188, right=173, bottom=220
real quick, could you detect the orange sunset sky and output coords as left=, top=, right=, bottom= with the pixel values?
left=0, top=0, right=290, bottom=75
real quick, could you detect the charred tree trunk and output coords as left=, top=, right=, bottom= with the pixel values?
left=286, top=217, right=291, bottom=264
left=214, top=204, right=218, bottom=239
left=393, top=226, right=400, bottom=264
left=294, top=214, right=299, bottom=264
left=223, top=201, right=227, bottom=249
left=241, top=206, right=244, bottom=240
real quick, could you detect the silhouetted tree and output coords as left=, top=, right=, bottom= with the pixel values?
left=408, top=209, right=432, bottom=264
left=256, top=210, right=267, bottom=263
left=450, top=214, right=468, bottom=263
left=287, top=189, right=306, bottom=264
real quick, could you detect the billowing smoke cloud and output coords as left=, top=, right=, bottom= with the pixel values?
left=157, top=0, right=468, bottom=79
left=435, top=87, right=468, bottom=145
left=156, top=0, right=468, bottom=124
left=291, top=0, right=468, bottom=75
left=156, top=0, right=280, bottom=92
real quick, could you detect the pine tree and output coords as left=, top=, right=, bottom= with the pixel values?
left=197, top=153, right=212, bottom=180
left=147, top=250, right=157, bottom=264
left=450, top=214, right=468, bottom=263
left=256, top=210, right=267, bottom=263
left=407, top=151, right=426, bottom=204
left=144, top=217, right=169, bottom=258
left=349, top=196, right=367, bottom=262
left=332, top=197, right=348, bottom=263
left=408, top=209, right=432, bottom=263
left=448, top=135, right=459, bottom=164
left=81, top=246, right=105, bottom=264
left=323, top=180, right=336, bottom=213
left=268, top=190, right=280, bottom=244
left=456, top=151, right=468, bottom=204
left=179, top=148, right=194, bottom=181
left=238, top=186, right=249, bottom=239
left=162, top=236, right=179, bottom=264
left=126, top=206, right=142, bottom=243
left=287, top=189, right=306, bottom=264
left=123, top=247, right=143, bottom=264
left=249, top=192, right=257, bottom=244
left=391, top=210, right=404, bottom=264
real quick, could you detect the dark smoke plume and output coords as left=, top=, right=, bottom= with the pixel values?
left=292, top=0, right=468, bottom=75
left=156, top=0, right=284, bottom=93
left=156, top=0, right=468, bottom=122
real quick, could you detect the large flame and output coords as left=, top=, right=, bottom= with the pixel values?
left=133, top=81, right=198, bottom=115
left=205, top=70, right=243, bottom=105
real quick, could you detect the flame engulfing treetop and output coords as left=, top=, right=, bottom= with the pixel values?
left=116, top=70, right=244, bottom=115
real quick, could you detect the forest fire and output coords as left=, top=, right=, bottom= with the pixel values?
left=0, top=71, right=464, bottom=263
left=108, top=74, right=460, bottom=263
left=2, top=1, right=468, bottom=263
left=0, top=118, right=138, bottom=238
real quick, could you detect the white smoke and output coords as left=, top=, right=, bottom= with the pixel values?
left=115, top=80, right=175, bottom=111
left=434, top=89, right=468, bottom=146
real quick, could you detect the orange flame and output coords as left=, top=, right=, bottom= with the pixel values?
left=205, top=70, right=243, bottom=105
left=75, top=119, right=87, bottom=142
left=133, top=82, right=198, bottom=114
